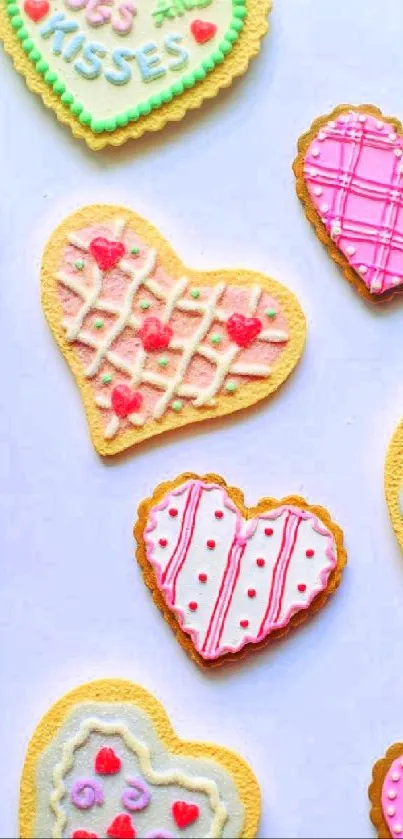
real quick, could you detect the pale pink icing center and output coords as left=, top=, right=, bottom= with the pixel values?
left=303, top=110, right=403, bottom=294
left=57, top=222, right=289, bottom=437
left=381, top=755, right=403, bottom=836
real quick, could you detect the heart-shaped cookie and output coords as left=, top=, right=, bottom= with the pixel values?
left=0, top=0, right=271, bottom=149
left=135, top=473, right=346, bottom=667
left=385, top=419, right=403, bottom=553
left=369, top=742, right=403, bottom=838
left=42, top=205, right=306, bottom=457
left=20, top=679, right=261, bottom=838
left=294, top=104, right=403, bottom=302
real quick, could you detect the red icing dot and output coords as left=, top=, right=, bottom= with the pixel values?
left=159, top=538, right=168, bottom=547
left=207, top=539, right=216, bottom=549
left=298, top=583, right=307, bottom=593
left=306, top=549, right=315, bottom=558
left=256, top=558, right=265, bottom=567
left=169, top=508, right=178, bottom=517
left=215, top=510, right=224, bottom=519
left=248, top=588, right=256, bottom=598
left=199, top=573, right=208, bottom=583
left=240, top=619, right=249, bottom=629
left=265, top=527, right=273, bottom=536
left=189, top=601, right=198, bottom=611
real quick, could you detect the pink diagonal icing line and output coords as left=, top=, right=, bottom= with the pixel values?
left=381, top=754, right=403, bottom=836
left=303, top=110, right=403, bottom=294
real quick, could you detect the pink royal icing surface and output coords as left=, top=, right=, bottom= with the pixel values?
left=381, top=755, right=403, bottom=836
left=144, top=479, right=338, bottom=661
left=303, top=110, right=403, bottom=294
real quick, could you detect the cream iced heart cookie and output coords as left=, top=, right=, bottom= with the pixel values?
left=0, top=0, right=271, bottom=149
left=385, top=419, right=403, bottom=553
left=20, top=679, right=261, bottom=838
left=294, top=104, right=403, bottom=302
left=134, top=473, right=347, bottom=667
left=369, top=743, right=403, bottom=837
left=42, top=205, right=306, bottom=457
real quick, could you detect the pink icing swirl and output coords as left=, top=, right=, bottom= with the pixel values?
left=121, top=777, right=151, bottom=812
left=71, top=778, right=104, bottom=810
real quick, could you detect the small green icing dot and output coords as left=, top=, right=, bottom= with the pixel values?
left=172, top=400, right=183, bottom=412
left=265, top=308, right=277, bottom=319
left=94, top=318, right=104, bottom=329
left=211, top=333, right=222, bottom=345
left=158, top=357, right=168, bottom=368
left=226, top=381, right=237, bottom=393
left=131, top=246, right=140, bottom=255
left=74, top=259, right=85, bottom=270
left=101, top=373, right=112, bottom=384
left=190, top=288, right=200, bottom=299
left=140, top=300, right=150, bottom=310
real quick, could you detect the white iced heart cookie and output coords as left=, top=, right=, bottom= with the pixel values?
left=135, top=473, right=347, bottom=666
left=0, top=0, right=271, bottom=148
left=20, top=679, right=261, bottom=838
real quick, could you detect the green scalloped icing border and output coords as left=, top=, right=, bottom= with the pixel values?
left=6, top=0, right=246, bottom=134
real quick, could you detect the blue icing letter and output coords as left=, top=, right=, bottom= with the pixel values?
left=164, top=33, right=188, bottom=71
left=75, top=43, right=106, bottom=79
left=63, top=33, right=85, bottom=62
left=40, top=12, right=78, bottom=56
left=105, top=49, right=136, bottom=85
left=134, top=42, right=166, bottom=83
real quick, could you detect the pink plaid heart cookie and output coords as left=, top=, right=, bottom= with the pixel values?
left=135, top=473, right=347, bottom=667
left=294, top=104, right=403, bottom=301
left=42, top=205, right=306, bottom=456
left=369, top=743, right=403, bottom=838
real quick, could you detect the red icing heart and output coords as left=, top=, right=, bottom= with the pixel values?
left=106, top=814, right=136, bottom=839
left=23, top=0, right=49, bottom=21
left=111, top=385, right=143, bottom=418
left=94, top=746, right=122, bottom=775
left=89, top=237, right=125, bottom=272
left=226, top=313, right=262, bottom=348
left=72, top=832, right=98, bottom=839
left=138, top=317, right=173, bottom=352
left=172, top=801, right=200, bottom=830
left=190, top=19, right=217, bottom=44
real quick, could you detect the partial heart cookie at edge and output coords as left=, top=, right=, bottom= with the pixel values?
left=134, top=472, right=347, bottom=667
left=42, top=205, right=306, bottom=457
left=385, top=418, right=403, bottom=554
left=294, top=104, right=403, bottom=302
left=0, top=0, right=271, bottom=150
left=369, top=742, right=403, bottom=838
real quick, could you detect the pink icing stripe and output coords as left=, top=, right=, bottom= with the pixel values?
left=201, top=532, right=240, bottom=657
left=257, top=512, right=294, bottom=636
left=271, top=514, right=301, bottom=626
left=381, top=754, right=403, bottom=836
left=171, top=483, right=203, bottom=605
left=210, top=542, right=247, bottom=658
left=304, top=111, right=403, bottom=293
left=161, top=482, right=197, bottom=589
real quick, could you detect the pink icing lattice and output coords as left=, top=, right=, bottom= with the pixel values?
left=57, top=218, right=289, bottom=440
left=304, top=110, right=403, bottom=294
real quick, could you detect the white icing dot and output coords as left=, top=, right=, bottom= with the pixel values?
left=309, top=167, right=318, bottom=177
left=328, top=120, right=336, bottom=128
left=321, top=203, right=329, bottom=213
left=340, top=114, right=350, bottom=123
left=394, top=824, right=402, bottom=834
left=392, top=276, right=401, bottom=286
left=314, top=186, right=323, bottom=196
left=358, top=114, right=367, bottom=123
left=311, top=147, right=320, bottom=157
left=389, top=807, right=397, bottom=817
left=318, top=131, right=326, bottom=141
left=346, top=245, right=356, bottom=256
left=388, top=789, right=398, bottom=800
left=400, top=759, right=403, bottom=768
left=393, top=772, right=401, bottom=782
left=389, top=133, right=397, bottom=141
left=359, top=265, right=368, bottom=274
left=376, top=120, right=384, bottom=129
left=399, top=163, right=403, bottom=175
left=395, top=148, right=403, bottom=157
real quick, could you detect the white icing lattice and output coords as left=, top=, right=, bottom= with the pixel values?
left=57, top=219, right=289, bottom=439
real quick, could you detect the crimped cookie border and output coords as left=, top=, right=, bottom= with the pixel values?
left=385, top=419, right=403, bottom=552
left=293, top=103, right=403, bottom=304
left=369, top=743, right=403, bottom=838
left=134, top=472, right=347, bottom=669
left=0, top=0, right=272, bottom=151
left=42, top=204, right=306, bottom=458
left=19, top=678, right=261, bottom=839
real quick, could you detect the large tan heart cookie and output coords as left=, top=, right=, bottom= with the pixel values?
left=20, top=679, right=261, bottom=838
left=42, top=205, right=306, bottom=457
left=134, top=472, right=347, bottom=667
left=0, top=0, right=271, bottom=149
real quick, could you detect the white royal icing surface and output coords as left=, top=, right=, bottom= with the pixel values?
left=144, top=479, right=338, bottom=660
